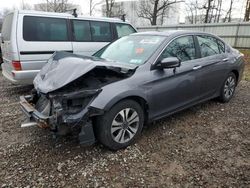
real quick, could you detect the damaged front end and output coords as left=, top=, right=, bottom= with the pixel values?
left=20, top=88, right=102, bottom=145
left=20, top=51, right=136, bottom=145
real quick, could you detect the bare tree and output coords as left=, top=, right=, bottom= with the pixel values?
left=20, top=1, right=33, bottom=10
left=89, top=0, right=103, bottom=16
left=223, top=0, right=234, bottom=22
left=137, top=0, right=184, bottom=25
left=104, top=0, right=115, bottom=17
left=203, top=0, right=213, bottom=23
left=185, top=0, right=201, bottom=24
left=160, top=5, right=168, bottom=25
left=214, top=0, right=222, bottom=22
left=208, top=0, right=216, bottom=22
left=200, top=0, right=228, bottom=23
left=186, top=0, right=240, bottom=24
left=34, top=0, right=75, bottom=12
left=244, top=0, right=250, bottom=21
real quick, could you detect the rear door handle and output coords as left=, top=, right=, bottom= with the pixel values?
left=222, top=58, right=229, bottom=62
left=193, top=65, right=202, bottom=70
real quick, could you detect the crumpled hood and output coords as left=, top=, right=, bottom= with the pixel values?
left=34, top=51, right=136, bottom=94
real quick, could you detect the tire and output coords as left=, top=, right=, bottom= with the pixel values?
left=219, top=72, right=237, bottom=103
left=94, top=100, right=144, bottom=150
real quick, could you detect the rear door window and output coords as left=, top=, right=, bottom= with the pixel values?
left=197, top=35, right=224, bottom=57
left=115, top=23, right=136, bottom=38
left=23, top=16, right=69, bottom=41
left=72, top=20, right=91, bottom=41
left=1, top=13, right=14, bottom=41
left=90, top=21, right=112, bottom=42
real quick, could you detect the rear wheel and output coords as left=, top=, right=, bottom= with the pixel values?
left=94, top=100, right=144, bottom=150
left=219, top=72, right=237, bottom=103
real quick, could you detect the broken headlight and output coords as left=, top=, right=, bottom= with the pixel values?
left=62, top=96, right=93, bottom=114
left=49, top=89, right=101, bottom=115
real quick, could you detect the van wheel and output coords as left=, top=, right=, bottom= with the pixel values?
left=94, top=100, right=144, bottom=150
left=219, top=72, right=236, bottom=103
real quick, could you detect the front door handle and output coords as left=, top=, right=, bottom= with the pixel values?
left=193, top=65, right=202, bottom=70
left=222, top=58, right=229, bottom=62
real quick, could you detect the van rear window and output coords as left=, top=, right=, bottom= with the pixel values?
left=23, top=16, right=69, bottom=41
left=1, top=13, right=14, bottom=41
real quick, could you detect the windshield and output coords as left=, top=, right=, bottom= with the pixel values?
left=95, top=35, right=166, bottom=65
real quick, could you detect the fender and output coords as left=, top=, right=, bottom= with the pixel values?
left=89, top=84, right=148, bottom=111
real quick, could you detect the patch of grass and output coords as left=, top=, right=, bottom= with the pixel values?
left=239, top=49, right=250, bottom=81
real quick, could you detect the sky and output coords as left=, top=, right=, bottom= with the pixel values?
left=0, top=0, right=247, bottom=21
left=0, top=0, right=92, bottom=15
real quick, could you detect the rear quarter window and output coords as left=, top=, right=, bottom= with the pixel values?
left=23, top=16, right=69, bottom=41
left=1, top=13, right=14, bottom=41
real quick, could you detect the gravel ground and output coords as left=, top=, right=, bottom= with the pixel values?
left=0, top=72, right=249, bottom=187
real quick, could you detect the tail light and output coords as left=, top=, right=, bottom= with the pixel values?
left=12, top=61, right=22, bottom=71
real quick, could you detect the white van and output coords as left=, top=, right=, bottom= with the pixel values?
left=1, top=10, right=137, bottom=84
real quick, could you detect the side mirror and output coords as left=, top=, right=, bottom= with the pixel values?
left=153, top=57, right=180, bottom=70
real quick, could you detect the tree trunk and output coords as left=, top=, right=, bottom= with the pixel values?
left=152, top=0, right=159, bottom=25
left=217, top=0, right=222, bottom=22
left=105, top=0, right=110, bottom=17
left=204, top=0, right=211, bottom=23
left=223, top=0, right=233, bottom=22
left=244, top=0, right=250, bottom=21
left=228, top=0, right=233, bottom=22
left=90, top=0, right=93, bottom=16
left=209, top=0, right=216, bottom=23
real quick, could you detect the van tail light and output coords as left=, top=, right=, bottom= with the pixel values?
left=12, top=61, right=22, bottom=71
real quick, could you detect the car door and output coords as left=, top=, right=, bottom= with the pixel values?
left=72, top=20, right=113, bottom=56
left=148, top=35, right=203, bottom=119
left=195, top=35, right=229, bottom=98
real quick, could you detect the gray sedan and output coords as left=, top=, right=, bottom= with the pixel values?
left=20, top=30, right=245, bottom=150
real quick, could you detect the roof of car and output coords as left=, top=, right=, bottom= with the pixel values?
left=17, top=10, right=127, bottom=23
left=132, top=30, right=212, bottom=37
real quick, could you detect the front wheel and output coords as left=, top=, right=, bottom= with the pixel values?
left=94, top=100, right=144, bottom=150
left=219, top=72, right=237, bottom=103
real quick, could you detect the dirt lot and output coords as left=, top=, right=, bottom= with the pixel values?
left=0, top=66, right=250, bottom=187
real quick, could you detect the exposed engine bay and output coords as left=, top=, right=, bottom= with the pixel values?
left=34, top=68, right=131, bottom=132
left=20, top=52, right=136, bottom=145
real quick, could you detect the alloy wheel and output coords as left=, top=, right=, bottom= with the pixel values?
left=224, top=76, right=236, bottom=99
left=111, top=108, right=140, bottom=144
